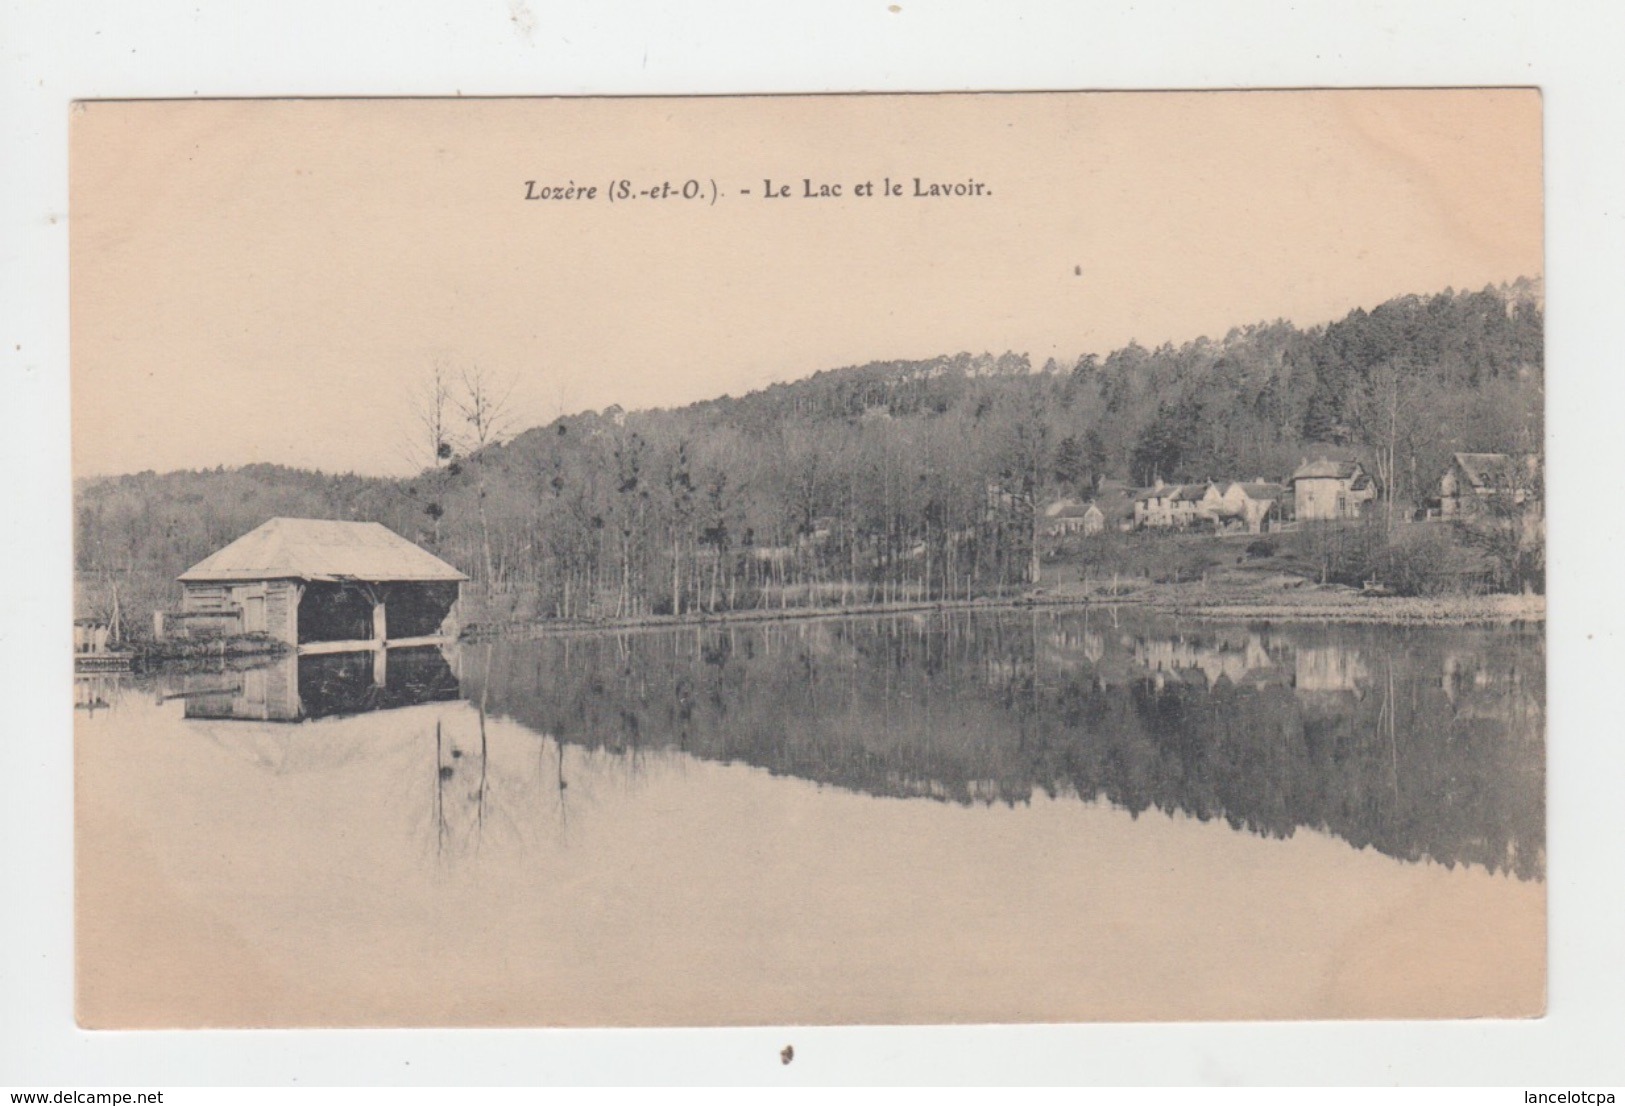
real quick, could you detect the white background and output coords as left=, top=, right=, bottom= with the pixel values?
left=2, top=0, right=1623, bottom=1087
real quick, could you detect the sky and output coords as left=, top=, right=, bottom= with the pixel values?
left=70, top=90, right=1543, bottom=477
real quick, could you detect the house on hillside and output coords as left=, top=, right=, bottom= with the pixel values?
left=1191, top=480, right=1285, bottom=533
left=1133, top=481, right=1206, bottom=529
left=1092, top=480, right=1138, bottom=533
left=170, top=517, right=467, bottom=650
left=1198, top=481, right=1231, bottom=522
left=1437, top=452, right=1537, bottom=516
left=1080, top=502, right=1105, bottom=535
left=1042, top=498, right=1104, bottom=537
left=1289, top=458, right=1376, bottom=522
left=1222, top=481, right=1287, bottom=533
left=1171, top=484, right=1207, bottom=527
left=1134, top=482, right=1178, bottom=529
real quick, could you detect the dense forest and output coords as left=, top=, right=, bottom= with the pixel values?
left=75, top=279, right=1544, bottom=631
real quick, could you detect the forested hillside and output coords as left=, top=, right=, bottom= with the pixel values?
left=75, top=279, right=1544, bottom=630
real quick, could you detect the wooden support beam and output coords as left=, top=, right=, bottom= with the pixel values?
left=298, top=635, right=452, bottom=656
left=384, top=635, right=451, bottom=650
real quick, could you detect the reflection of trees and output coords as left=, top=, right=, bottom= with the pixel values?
left=424, top=648, right=692, bottom=864
left=468, top=612, right=1545, bottom=881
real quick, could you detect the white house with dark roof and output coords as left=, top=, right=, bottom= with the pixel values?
left=1043, top=498, right=1106, bottom=537
left=1289, top=458, right=1376, bottom=522
left=1134, top=481, right=1212, bottom=529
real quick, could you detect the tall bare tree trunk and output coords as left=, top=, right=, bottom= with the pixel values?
left=671, top=535, right=682, bottom=617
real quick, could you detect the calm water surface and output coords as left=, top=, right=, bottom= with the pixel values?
left=76, top=608, right=1545, bottom=1026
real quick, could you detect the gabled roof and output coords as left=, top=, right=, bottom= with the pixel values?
left=1097, top=493, right=1137, bottom=519
left=1233, top=482, right=1286, bottom=500
left=1134, top=483, right=1204, bottom=504
left=1291, top=457, right=1362, bottom=481
left=1453, top=452, right=1516, bottom=490
left=179, top=518, right=468, bottom=583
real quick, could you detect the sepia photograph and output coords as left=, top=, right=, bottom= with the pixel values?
left=68, top=90, right=1545, bottom=1029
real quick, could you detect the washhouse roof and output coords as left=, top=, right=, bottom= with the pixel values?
left=178, top=518, right=468, bottom=584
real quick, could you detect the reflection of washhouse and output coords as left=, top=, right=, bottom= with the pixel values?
left=177, top=647, right=576, bottom=861
left=181, top=646, right=463, bottom=722
left=180, top=648, right=477, bottom=859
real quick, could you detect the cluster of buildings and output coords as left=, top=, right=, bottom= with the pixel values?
left=1045, top=451, right=1533, bottom=539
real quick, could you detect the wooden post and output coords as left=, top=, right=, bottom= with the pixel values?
left=443, top=590, right=461, bottom=641
left=153, top=610, right=165, bottom=641
left=371, top=585, right=388, bottom=688
left=289, top=582, right=304, bottom=647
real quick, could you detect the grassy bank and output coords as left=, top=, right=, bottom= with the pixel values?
left=1119, top=584, right=1543, bottom=624
left=462, top=572, right=1543, bottom=640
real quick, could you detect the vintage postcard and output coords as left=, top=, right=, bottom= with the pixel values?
left=71, top=91, right=1544, bottom=1028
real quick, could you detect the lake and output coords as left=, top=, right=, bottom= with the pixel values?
left=75, top=608, right=1545, bottom=1027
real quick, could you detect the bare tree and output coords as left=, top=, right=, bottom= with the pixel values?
left=1347, top=360, right=1407, bottom=535
left=402, top=360, right=457, bottom=543
left=409, top=360, right=457, bottom=469
left=453, top=364, right=517, bottom=587
left=456, top=364, right=517, bottom=453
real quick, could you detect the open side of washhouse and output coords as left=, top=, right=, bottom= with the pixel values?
left=173, top=517, right=468, bottom=655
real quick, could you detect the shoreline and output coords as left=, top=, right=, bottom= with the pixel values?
left=96, top=584, right=1542, bottom=673
left=463, top=582, right=1545, bottom=640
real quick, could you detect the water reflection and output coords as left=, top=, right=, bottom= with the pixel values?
left=75, top=672, right=129, bottom=715
left=176, top=646, right=462, bottom=721
left=73, top=611, right=1550, bottom=1027
left=128, top=611, right=1544, bottom=881
left=462, top=611, right=1544, bottom=880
